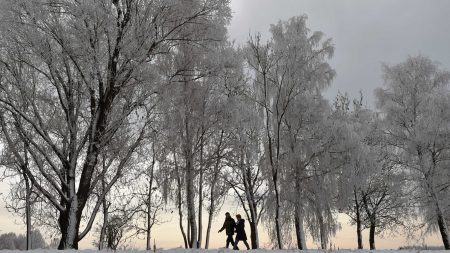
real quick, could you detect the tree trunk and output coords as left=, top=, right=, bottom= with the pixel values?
left=247, top=199, right=260, bottom=250
left=369, top=217, right=376, bottom=250
left=242, top=155, right=259, bottom=249
left=146, top=144, right=155, bottom=250
left=197, top=179, right=203, bottom=248
left=205, top=164, right=218, bottom=249
left=58, top=168, right=81, bottom=250
left=178, top=194, right=188, bottom=249
left=182, top=76, right=197, bottom=249
left=273, top=175, right=282, bottom=249
left=197, top=132, right=204, bottom=249
left=436, top=209, right=450, bottom=250
left=187, top=174, right=197, bottom=249
left=293, top=166, right=306, bottom=250
left=98, top=176, right=109, bottom=250
left=146, top=189, right=153, bottom=250
left=204, top=201, right=214, bottom=249
left=356, top=212, right=363, bottom=249
left=187, top=215, right=191, bottom=246
left=318, top=208, right=326, bottom=249
left=174, top=151, right=188, bottom=248
left=249, top=221, right=258, bottom=249
left=354, top=189, right=363, bottom=249
left=24, top=173, right=32, bottom=250
left=98, top=199, right=108, bottom=250
left=294, top=209, right=306, bottom=250
left=58, top=199, right=80, bottom=249
left=205, top=130, right=224, bottom=249
left=431, top=190, right=450, bottom=249
left=262, top=68, right=282, bottom=249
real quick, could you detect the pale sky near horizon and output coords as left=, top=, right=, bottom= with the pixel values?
left=1, top=0, right=449, bottom=250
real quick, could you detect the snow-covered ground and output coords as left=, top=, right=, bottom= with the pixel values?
left=0, top=250, right=448, bottom=253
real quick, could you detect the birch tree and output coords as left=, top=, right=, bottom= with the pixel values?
left=245, top=15, right=335, bottom=249
left=375, top=55, right=450, bottom=249
left=334, top=93, right=375, bottom=249
left=225, top=76, right=267, bottom=249
left=359, top=166, right=409, bottom=250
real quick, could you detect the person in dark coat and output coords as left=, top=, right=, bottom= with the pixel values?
left=218, top=212, right=236, bottom=248
left=234, top=214, right=250, bottom=250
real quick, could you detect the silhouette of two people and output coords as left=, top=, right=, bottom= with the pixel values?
left=218, top=212, right=250, bottom=250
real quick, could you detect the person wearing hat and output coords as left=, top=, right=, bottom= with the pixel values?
left=218, top=212, right=237, bottom=248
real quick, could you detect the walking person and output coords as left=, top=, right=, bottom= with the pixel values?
left=234, top=214, right=250, bottom=250
left=218, top=212, right=236, bottom=248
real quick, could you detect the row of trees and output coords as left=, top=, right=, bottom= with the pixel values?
left=0, top=0, right=448, bottom=250
left=0, top=231, right=47, bottom=250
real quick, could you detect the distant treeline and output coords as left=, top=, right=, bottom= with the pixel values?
left=0, top=230, right=47, bottom=250
left=399, top=246, right=445, bottom=250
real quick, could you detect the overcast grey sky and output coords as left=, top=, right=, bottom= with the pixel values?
left=228, top=0, right=450, bottom=107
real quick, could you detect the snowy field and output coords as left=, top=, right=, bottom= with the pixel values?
left=0, top=250, right=448, bottom=253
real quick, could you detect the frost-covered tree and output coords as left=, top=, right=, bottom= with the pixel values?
left=245, top=15, right=335, bottom=249
left=334, top=92, right=376, bottom=249
left=156, top=3, right=231, bottom=247
left=202, top=129, right=230, bottom=249
left=336, top=92, right=413, bottom=250
left=225, top=72, right=267, bottom=249
left=0, top=0, right=231, bottom=249
left=136, top=142, right=165, bottom=251
left=297, top=100, right=354, bottom=250
left=0, top=131, right=38, bottom=250
left=103, top=215, right=129, bottom=250
left=157, top=38, right=234, bottom=250
left=359, top=165, right=409, bottom=250
left=375, top=55, right=450, bottom=249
